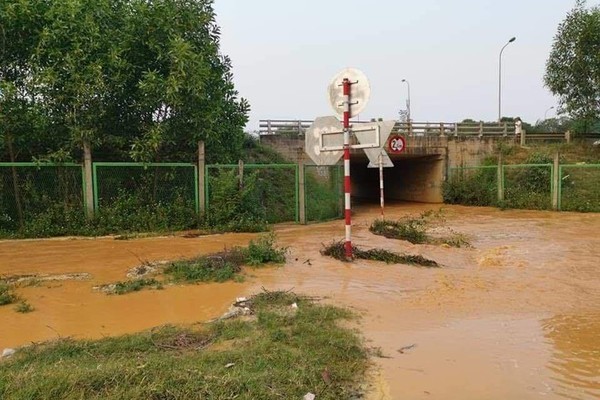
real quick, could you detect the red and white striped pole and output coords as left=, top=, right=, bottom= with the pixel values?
left=342, top=78, right=353, bottom=260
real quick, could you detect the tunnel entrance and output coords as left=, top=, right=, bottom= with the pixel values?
left=350, top=153, right=445, bottom=204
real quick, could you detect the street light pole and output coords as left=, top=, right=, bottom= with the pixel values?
left=498, top=37, right=516, bottom=122
left=402, top=79, right=411, bottom=135
left=544, top=106, right=555, bottom=120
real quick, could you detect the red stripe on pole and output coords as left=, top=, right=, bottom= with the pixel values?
left=342, top=78, right=352, bottom=260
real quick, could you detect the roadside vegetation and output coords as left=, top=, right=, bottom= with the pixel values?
left=0, top=291, right=369, bottom=400
left=444, top=144, right=600, bottom=212
left=99, top=233, right=287, bottom=295
left=321, top=241, right=439, bottom=268
left=370, top=209, right=471, bottom=248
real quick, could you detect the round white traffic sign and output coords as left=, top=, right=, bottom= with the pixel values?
left=328, top=68, right=371, bottom=119
left=388, top=134, right=406, bottom=154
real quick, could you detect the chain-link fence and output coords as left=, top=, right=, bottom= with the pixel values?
left=205, top=164, right=298, bottom=230
left=93, top=163, right=198, bottom=232
left=503, top=164, right=553, bottom=210
left=559, top=165, right=600, bottom=212
left=304, top=165, right=343, bottom=222
left=0, top=163, right=85, bottom=236
left=445, top=166, right=498, bottom=207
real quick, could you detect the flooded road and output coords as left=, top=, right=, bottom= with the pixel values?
left=1, top=204, right=599, bottom=399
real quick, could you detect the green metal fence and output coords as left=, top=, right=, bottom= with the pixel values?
left=205, top=164, right=299, bottom=225
left=559, top=165, right=600, bottom=212
left=447, top=163, right=600, bottom=212
left=503, top=164, right=553, bottom=210
left=445, top=165, right=498, bottom=206
left=92, top=162, right=199, bottom=232
left=0, top=163, right=85, bottom=235
left=304, top=165, right=343, bottom=222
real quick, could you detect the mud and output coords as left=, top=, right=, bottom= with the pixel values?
left=1, top=204, right=599, bottom=399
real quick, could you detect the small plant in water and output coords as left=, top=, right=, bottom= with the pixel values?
left=321, top=241, right=439, bottom=268
left=0, top=282, right=18, bottom=306
left=370, top=209, right=470, bottom=248
left=15, top=300, right=34, bottom=313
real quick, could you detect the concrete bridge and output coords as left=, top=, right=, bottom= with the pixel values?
left=259, top=119, right=574, bottom=203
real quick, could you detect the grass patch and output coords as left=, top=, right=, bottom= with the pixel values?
left=101, top=233, right=288, bottom=293
left=0, top=291, right=368, bottom=400
left=0, top=282, right=19, bottom=306
left=321, top=241, right=440, bottom=268
left=14, top=300, right=34, bottom=313
left=164, top=233, right=286, bottom=284
left=370, top=209, right=471, bottom=248
left=109, top=278, right=164, bottom=295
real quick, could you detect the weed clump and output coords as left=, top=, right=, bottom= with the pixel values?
left=321, top=241, right=439, bottom=268
left=370, top=209, right=470, bottom=248
left=243, top=232, right=287, bottom=266
left=14, top=300, right=34, bottom=313
left=0, top=282, right=18, bottom=306
left=101, top=233, right=288, bottom=293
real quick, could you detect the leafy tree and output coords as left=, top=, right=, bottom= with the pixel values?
left=545, top=0, right=600, bottom=126
left=0, top=0, right=249, bottom=163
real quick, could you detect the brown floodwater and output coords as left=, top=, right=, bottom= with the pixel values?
left=1, top=203, right=599, bottom=399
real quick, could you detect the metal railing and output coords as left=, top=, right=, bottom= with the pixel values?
left=259, top=119, right=519, bottom=137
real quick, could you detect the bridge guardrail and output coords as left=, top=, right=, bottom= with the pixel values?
left=259, top=119, right=517, bottom=137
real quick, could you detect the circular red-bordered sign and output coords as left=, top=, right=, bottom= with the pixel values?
left=388, top=135, right=406, bottom=154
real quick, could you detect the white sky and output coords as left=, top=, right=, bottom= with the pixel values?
left=213, top=0, right=596, bottom=131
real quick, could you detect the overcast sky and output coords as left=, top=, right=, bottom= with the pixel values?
left=213, top=0, right=595, bottom=131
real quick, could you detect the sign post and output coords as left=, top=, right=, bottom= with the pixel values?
left=342, top=78, right=353, bottom=259
left=306, top=68, right=395, bottom=261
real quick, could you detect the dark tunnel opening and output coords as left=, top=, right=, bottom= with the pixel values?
left=350, top=154, right=445, bottom=204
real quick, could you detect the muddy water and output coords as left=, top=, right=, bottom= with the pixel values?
left=1, top=204, right=599, bottom=399
left=0, top=234, right=256, bottom=346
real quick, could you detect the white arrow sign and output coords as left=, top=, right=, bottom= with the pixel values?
left=355, top=120, right=395, bottom=166
left=367, top=151, right=394, bottom=168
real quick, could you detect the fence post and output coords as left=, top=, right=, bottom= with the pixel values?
left=479, top=121, right=484, bottom=138
left=197, top=141, right=206, bottom=215
left=565, top=130, right=572, bottom=143
left=552, top=151, right=560, bottom=211
left=497, top=152, right=504, bottom=204
left=238, top=159, right=244, bottom=188
left=298, top=159, right=306, bottom=224
left=520, top=129, right=527, bottom=146
left=83, top=141, right=95, bottom=219
left=503, top=122, right=508, bottom=137
left=454, top=123, right=459, bottom=137
left=439, top=123, right=445, bottom=137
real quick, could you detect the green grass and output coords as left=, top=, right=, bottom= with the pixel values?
left=110, top=278, right=164, bottom=295
left=0, top=282, right=18, bottom=306
left=14, top=300, right=34, bottom=313
left=0, top=291, right=368, bottom=400
left=370, top=210, right=471, bottom=248
left=321, top=241, right=440, bottom=268
left=100, top=233, right=288, bottom=292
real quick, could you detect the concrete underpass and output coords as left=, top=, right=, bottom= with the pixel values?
left=348, top=153, right=446, bottom=204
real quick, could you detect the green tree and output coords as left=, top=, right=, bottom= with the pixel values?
left=0, top=0, right=249, bottom=163
left=545, top=0, right=600, bottom=126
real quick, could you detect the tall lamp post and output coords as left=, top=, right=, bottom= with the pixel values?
left=544, top=106, right=555, bottom=120
left=402, top=79, right=411, bottom=135
left=498, top=37, right=516, bottom=122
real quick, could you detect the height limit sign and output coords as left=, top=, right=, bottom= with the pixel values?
left=388, top=134, right=406, bottom=154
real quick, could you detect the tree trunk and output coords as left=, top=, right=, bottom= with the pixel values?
left=6, top=134, right=25, bottom=231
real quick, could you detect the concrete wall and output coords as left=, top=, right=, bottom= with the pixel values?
left=260, top=134, right=509, bottom=204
